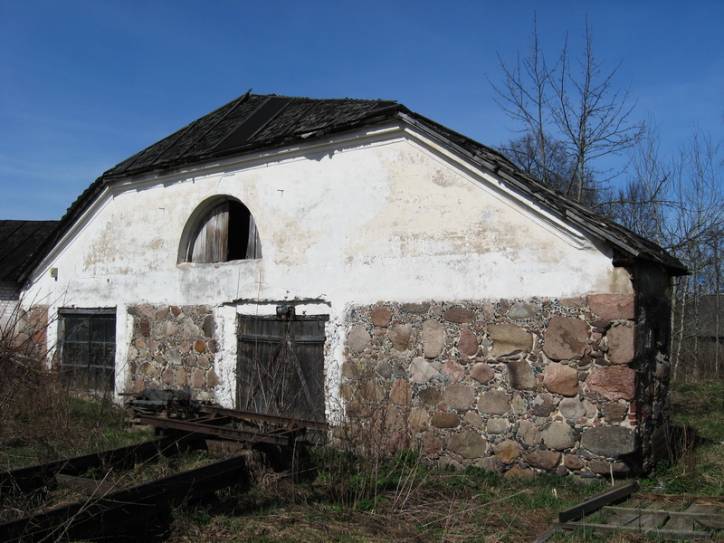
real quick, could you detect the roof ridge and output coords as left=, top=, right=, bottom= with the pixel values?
left=249, top=92, right=397, bottom=104
left=13, top=93, right=685, bottom=282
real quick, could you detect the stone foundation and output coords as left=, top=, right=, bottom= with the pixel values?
left=127, top=305, right=220, bottom=400
left=341, top=295, right=662, bottom=477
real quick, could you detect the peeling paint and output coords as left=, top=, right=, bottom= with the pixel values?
left=21, top=131, right=633, bottom=407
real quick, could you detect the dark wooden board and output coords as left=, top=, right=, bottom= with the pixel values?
left=0, top=437, right=187, bottom=495
left=0, top=454, right=249, bottom=542
left=558, top=481, right=639, bottom=522
left=561, top=521, right=710, bottom=539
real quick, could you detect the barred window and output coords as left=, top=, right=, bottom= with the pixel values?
left=59, top=309, right=116, bottom=392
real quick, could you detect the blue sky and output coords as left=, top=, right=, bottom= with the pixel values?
left=1, top=0, right=722, bottom=220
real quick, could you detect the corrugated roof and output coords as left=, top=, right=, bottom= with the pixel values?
left=0, top=220, right=59, bottom=283
left=17, top=92, right=686, bottom=281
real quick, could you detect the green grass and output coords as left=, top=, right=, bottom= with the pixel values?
left=0, top=397, right=151, bottom=470
left=670, top=381, right=724, bottom=442
left=638, top=380, right=724, bottom=497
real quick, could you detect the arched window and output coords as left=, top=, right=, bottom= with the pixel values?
left=179, top=197, right=262, bottom=263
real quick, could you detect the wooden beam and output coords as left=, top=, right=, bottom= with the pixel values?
left=603, top=505, right=724, bottom=520
left=558, top=482, right=639, bottom=522
left=560, top=521, right=710, bottom=540
left=0, top=454, right=250, bottom=542
left=136, top=414, right=293, bottom=446
left=0, top=437, right=188, bottom=495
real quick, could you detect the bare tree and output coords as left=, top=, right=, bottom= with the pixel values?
left=491, top=15, right=556, bottom=185
left=549, top=21, right=644, bottom=203
left=603, top=128, right=721, bottom=379
left=670, top=133, right=722, bottom=379
left=492, top=16, right=723, bottom=380
left=604, top=125, right=672, bottom=244
left=503, top=132, right=573, bottom=194
left=492, top=17, right=644, bottom=204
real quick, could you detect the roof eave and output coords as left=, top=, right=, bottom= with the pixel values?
left=16, top=98, right=688, bottom=282
left=395, top=110, right=688, bottom=277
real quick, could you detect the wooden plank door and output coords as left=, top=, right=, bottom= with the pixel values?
left=236, top=314, right=326, bottom=422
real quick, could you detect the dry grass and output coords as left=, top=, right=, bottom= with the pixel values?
left=640, top=380, right=724, bottom=497
left=164, top=456, right=608, bottom=543
left=165, top=381, right=724, bottom=543
left=2, top=306, right=720, bottom=541
left=0, top=305, right=150, bottom=471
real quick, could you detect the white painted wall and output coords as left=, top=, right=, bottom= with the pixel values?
left=21, top=125, right=633, bottom=413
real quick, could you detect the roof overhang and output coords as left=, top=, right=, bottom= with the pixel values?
left=17, top=97, right=687, bottom=283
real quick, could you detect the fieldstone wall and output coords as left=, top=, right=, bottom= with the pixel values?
left=341, top=295, right=663, bottom=478
left=14, top=305, right=49, bottom=356
left=127, top=305, right=220, bottom=400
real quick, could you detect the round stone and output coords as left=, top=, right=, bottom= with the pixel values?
left=422, top=320, right=446, bottom=358
left=488, top=324, right=533, bottom=357
left=517, top=420, right=542, bottom=447
left=470, top=362, right=495, bottom=384
left=494, top=439, right=521, bottom=463
left=541, top=421, right=576, bottom=450
left=431, top=412, right=460, bottom=428
left=543, top=317, right=589, bottom=360
left=347, top=325, right=371, bottom=353
left=443, top=383, right=476, bottom=410
left=370, top=306, right=393, bottom=327
left=607, top=325, right=635, bottom=365
left=543, top=363, right=579, bottom=396
left=477, top=390, right=510, bottom=415
left=448, top=431, right=487, bottom=459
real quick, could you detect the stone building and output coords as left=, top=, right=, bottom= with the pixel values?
left=4, top=93, right=686, bottom=476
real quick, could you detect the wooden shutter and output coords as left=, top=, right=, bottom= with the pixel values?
left=245, top=214, right=262, bottom=259
left=191, top=202, right=229, bottom=263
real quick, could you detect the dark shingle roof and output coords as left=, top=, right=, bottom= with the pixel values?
left=104, top=93, right=399, bottom=179
left=18, top=92, right=686, bottom=281
left=0, top=221, right=59, bottom=283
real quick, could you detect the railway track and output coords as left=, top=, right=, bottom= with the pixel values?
left=0, top=401, right=325, bottom=542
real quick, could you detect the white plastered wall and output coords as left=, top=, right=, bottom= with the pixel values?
left=21, top=125, right=633, bottom=415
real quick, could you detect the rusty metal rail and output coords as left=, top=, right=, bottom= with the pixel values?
left=136, top=414, right=298, bottom=446
left=135, top=404, right=327, bottom=449
left=197, top=405, right=328, bottom=432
